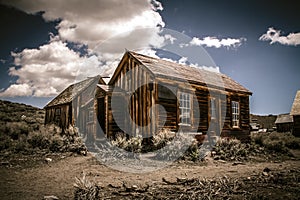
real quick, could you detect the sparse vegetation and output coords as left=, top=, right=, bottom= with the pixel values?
left=152, top=128, right=175, bottom=150
left=1, top=100, right=300, bottom=199
left=74, top=173, right=99, bottom=200
left=111, top=132, right=143, bottom=153
left=212, top=137, right=251, bottom=161
left=251, top=132, right=300, bottom=152
left=0, top=100, right=86, bottom=155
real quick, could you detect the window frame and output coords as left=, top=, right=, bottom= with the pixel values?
left=178, top=92, right=192, bottom=126
left=55, top=108, right=61, bottom=116
left=231, top=101, right=240, bottom=128
left=88, top=109, right=94, bottom=123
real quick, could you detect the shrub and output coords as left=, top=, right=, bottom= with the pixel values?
left=5, top=122, right=30, bottom=140
left=27, top=124, right=86, bottom=154
left=28, top=132, right=50, bottom=149
left=251, top=132, right=300, bottom=152
left=126, top=134, right=143, bottom=153
left=111, top=132, right=128, bottom=149
left=152, top=129, right=175, bottom=150
left=212, top=138, right=250, bottom=161
left=74, top=173, right=99, bottom=200
left=184, top=139, right=201, bottom=161
left=0, top=134, right=12, bottom=151
left=111, top=133, right=143, bottom=153
left=155, top=133, right=196, bottom=161
left=263, top=138, right=288, bottom=153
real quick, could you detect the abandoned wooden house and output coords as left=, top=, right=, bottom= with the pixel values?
left=45, top=51, right=252, bottom=142
left=290, top=90, right=300, bottom=136
left=275, top=114, right=293, bottom=132
left=94, top=51, right=252, bottom=141
left=44, top=75, right=105, bottom=133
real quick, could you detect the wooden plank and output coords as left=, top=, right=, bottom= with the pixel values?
left=134, top=63, right=139, bottom=135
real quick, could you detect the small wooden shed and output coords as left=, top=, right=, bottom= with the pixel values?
left=96, top=51, right=252, bottom=141
left=290, top=90, right=300, bottom=136
left=275, top=114, right=293, bottom=132
left=44, top=76, right=105, bottom=133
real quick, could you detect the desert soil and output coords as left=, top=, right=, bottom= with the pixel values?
left=0, top=152, right=300, bottom=199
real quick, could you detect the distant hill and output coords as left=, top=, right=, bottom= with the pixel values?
left=0, top=100, right=44, bottom=123
left=250, top=114, right=277, bottom=129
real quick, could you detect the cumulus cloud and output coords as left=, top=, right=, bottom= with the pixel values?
left=3, top=0, right=164, bottom=48
left=1, top=0, right=166, bottom=97
left=181, top=36, right=246, bottom=49
left=0, top=84, right=32, bottom=97
left=162, top=56, right=220, bottom=73
left=0, top=39, right=102, bottom=97
left=259, top=27, right=300, bottom=46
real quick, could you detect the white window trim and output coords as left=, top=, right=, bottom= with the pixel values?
left=178, top=92, right=191, bottom=126
left=232, top=101, right=240, bottom=128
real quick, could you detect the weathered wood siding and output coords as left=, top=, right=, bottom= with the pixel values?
left=293, top=116, right=300, bottom=136
left=108, top=55, right=155, bottom=138
left=222, top=94, right=250, bottom=141
left=194, top=88, right=209, bottom=132
left=156, top=82, right=178, bottom=132
left=106, top=52, right=251, bottom=140
left=276, top=123, right=293, bottom=132
left=45, top=104, right=72, bottom=129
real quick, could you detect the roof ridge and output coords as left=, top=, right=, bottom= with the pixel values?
left=129, top=50, right=221, bottom=75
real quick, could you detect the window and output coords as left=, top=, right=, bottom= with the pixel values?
left=232, top=101, right=239, bottom=128
left=210, top=98, right=217, bottom=120
left=54, top=108, right=61, bottom=123
left=55, top=108, right=61, bottom=116
left=158, top=84, right=177, bottom=100
left=179, top=92, right=191, bottom=125
left=88, top=110, right=94, bottom=122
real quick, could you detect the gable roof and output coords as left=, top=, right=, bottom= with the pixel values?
left=124, top=51, right=251, bottom=94
left=45, top=76, right=103, bottom=108
left=275, top=114, right=293, bottom=124
left=291, top=90, right=300, bottom=116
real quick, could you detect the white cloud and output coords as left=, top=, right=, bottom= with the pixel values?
left=0, top=39, right=102, bottom=97
left=3, top=0, right=165, bottom=48
left=162, top=56, right=220, bottom=73
left=259, top=27, right=300, bottom=46
left=1, top=0, right=166, bottom=97
left=178, top=57, right=188, bottom=65
left=0, top=83, right=32, bottom=97
left=164, top=34, right=177, bottom=44
left=181, top=36, right=246, bottom=49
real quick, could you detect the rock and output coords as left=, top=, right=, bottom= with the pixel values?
left=263, top=167, right=271, bottom=172
left=132, top=185, right=138, bottom=190
left=211, top=151, right=216, bottom=157
left=44, top=195, right=59, bottom=200
left=262, top=171, right=268, bottom=176
left=21, top=115, right=26, bottom=120
left=45, top=158, right=52, bottom=163
left=232, top=162, right=245, bottom=166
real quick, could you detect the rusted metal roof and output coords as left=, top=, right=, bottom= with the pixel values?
left=291, top=90, right=300, bottom=116
left=129, top=51, right=252, bottom=94
left=275, top=114, right=293, bottom=124
left=45, top=76, right=101, bottom=108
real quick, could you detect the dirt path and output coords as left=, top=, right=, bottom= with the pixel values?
left=1, top=153, right=299, bottom=199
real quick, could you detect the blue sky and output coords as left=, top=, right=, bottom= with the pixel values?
left=0, top=0, right=299, bottom=115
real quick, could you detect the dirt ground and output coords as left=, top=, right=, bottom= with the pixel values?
left=0, top=151, right=300, bottom=200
